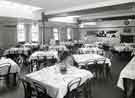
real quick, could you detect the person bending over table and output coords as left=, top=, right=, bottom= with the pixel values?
left=57, top=51, right=79, bottom=74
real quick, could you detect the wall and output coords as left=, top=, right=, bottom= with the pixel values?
left=0, top=25, right=17, bottom=48
left=39, top=21, right=80, bottom=44
left=79, top=20, right=135, bottom=43
left=0, top=23, right=34, bottom=48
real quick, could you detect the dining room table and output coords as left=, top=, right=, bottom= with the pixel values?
left=25, top=65, right=93, bottom=98
left=78, top=47, right=104, bottom=55
left=73, top=54, right=111, bottom=67
left=29, top=50, right=58, bottom=61
left=23, top=42, right=39, bottom=48
left=117, top=56, right=135, bottom=90
left=3, top=47, right=32, bottom=57
left=49, top=45, right=68, bottom=51
left=112, top=43, right=134, bottom=53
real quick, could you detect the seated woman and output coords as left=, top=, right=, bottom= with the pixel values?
left=56, top=51, right=78, bottom=74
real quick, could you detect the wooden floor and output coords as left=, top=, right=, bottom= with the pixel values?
left=0, top=50, right=131, bottom=98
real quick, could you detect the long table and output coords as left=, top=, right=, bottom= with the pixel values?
left=25, top=65, right=93, bottom=98
left=49, top=45, right=68, bottom=51
left=117, top=57, right=135, bottom=90
left=78, top=47, right=104, bottom=55
left=112, top=44, right=134, bottom=53
left=23, top=43, right=39, bottom=49
left=73, top=54, right=111, bottom=67
left=3, top=47, right=31, bottom=56
left=29, top=50, right=58, bottom=61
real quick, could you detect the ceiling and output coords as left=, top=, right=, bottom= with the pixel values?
left=8, top=0, right=109, bottom=12
left=5, top=0, right=135, bottom=23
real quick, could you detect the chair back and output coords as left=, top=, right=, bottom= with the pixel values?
left=33, top=81, right=47, bottom=97
left=68, top=77, right=81, bottom=92
left=0, top=63, right=11, bottom=76
left=21, top=78, right=36, bottom=98
left=123, top=78, right=134, bottom=97
left=86, top=60, right=97, bottom=72
left=87, top=60, right=96, bottom=65
left=16, top=55, right=24, bottom=65
left=31, top=59, right=39, bottom=72
left=83, top=79, right=92, bottom=98
left=96, top=58, right=106, bottom=64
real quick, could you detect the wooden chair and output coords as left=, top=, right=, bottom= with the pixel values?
left=30, top=59, right=39, bottom=72
left=33, top=81, right=51, bottom=98
left=0, top=63, right=11, bottom=88
left=94, top=58, right=106, bottom=79
left=16, top=55, right=24, bottom=66
left=103, top=63, right=112, bottom=80
left=21, top=78, right=36, bottom=98
left=66, top=77, right=81, bottom=98
left=86, top=60, right=97, bottom=72
left=123, top=78, right=134, bottom=98
left=37, top=56, right=44, bottom=69
left=83, top=79, right=92, bottom=98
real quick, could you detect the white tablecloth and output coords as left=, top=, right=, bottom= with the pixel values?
left=23, top=43, right=39, bottom=48
left=117, top=57, right=135, bottom=90
left=3, top=47, right=31, bottom=56
left=26, top=65, right=93, bottom=98
left=0, top=57, right=20, bottom=73
left=29, top=50, right=58, bottom=61
left=78, top=47, right=104, bottom=55
left=49, top=45, right=68, bottom=51
left=113, top=44, right=134, bottom=52
left=73, top=54, right=111, bottom=67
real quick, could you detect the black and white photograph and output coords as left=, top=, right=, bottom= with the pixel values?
left=0, top=0, right=135, bottom=98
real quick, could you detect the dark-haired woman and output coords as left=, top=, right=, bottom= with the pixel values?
left=56, top=51, right=78, bottom=73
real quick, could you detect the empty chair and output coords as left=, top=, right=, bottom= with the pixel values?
left=123, top=78, right=135, bottom=98
left=103, top=63, right=112, bottom=80
left=37, top=56, right=44, bottom=69
left=33, top=81, right=51, bottom=98
left=97, top=58, right=112, bottom=80
left=30, top=59, right=39, bottom=72
left=83, top=79, right=92, bottom=98
left=65, top=77, right=81, bottom=98
left=46, top=56, right=56, bottom=66
left=86, top=60, right=97, bottom=71
left=21, top=78, right=36, bottom=98
left=94, top=58, right=106, bottom=79
left=16, top=55, right=24, bottom=66
left=0, top=63, right=11, bottom=89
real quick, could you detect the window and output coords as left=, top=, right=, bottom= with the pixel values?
left=53, top=28, right=59, bottom=40
left=67, top=28, right=71, bottom=40
left=17, top=23, right=26, bottom=42
left=31, top=24, right=39, bottom=42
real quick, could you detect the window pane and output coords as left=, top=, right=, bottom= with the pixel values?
left=53, top=28, right=59, bottom=40
left=53, top=28, right=58, bottom=32
left=17, top=23, right=25, bottom=42
left=31, top=24, right=39, bottom=42
left=67, top=28, right=71, bottom=40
